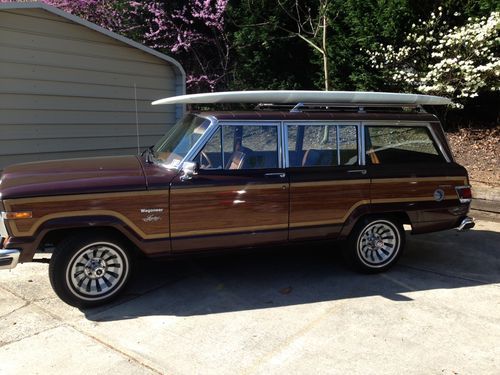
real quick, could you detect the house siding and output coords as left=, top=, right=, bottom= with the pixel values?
left=0, top=7, right=183, bottom=169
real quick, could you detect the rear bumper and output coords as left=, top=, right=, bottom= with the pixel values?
left=457, top=216, right=475, bottom=231
left=0, top=249, right=20, bottom=270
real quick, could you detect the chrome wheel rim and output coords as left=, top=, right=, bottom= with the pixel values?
left=357, top=220, right=400, bottom=268
left=66, top=242, right=128, bottom=301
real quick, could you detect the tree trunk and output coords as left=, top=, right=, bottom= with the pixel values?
left=321, top=14, right=330, bottom=144
left=323, top=15, right=329, bottom=91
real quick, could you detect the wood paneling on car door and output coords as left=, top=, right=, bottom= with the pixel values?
left=169, top=171, right=289, bottom=252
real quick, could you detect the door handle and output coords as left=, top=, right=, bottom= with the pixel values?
left=264, top=172, right=286, bottom=178
left=347, top=169, right=367, bottom=175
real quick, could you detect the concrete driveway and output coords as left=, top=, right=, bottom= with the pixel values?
left=1, top=217, right=499, bottom=374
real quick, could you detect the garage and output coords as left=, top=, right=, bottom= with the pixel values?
left=0, top=2, right=185, bottom=170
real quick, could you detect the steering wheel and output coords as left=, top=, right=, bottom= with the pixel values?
left=199, top=151, right=213, bottom=169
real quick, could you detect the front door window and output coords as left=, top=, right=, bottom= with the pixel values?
left=197, top=124, right=279, bottom=170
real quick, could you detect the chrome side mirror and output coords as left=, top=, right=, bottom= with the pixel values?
left=180, top=161, right=199, bottom=181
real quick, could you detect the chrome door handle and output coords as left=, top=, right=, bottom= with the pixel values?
left=264, top=172, right=286, bottom=178
left=347, top=169, right=367, bottom=175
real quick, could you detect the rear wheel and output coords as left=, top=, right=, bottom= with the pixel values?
left=49, top=233, right=132, bottom=307
left=345, top=217, right=405, bottom=272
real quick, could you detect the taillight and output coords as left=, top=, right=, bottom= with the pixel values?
left=455, top=185, right=472, bottom=203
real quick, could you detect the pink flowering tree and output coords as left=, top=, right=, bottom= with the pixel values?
left=0, top=0, right=229, bottom=92
left=125, top=1, right=230, bottom=92
left=0, top=0, right=127, bottom=30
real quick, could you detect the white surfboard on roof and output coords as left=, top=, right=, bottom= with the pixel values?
left=152, top=90, right=452, bottom=106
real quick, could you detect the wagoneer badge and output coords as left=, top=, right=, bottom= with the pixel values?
left=433, top=189, right=445, bottom=202
left=140, top=208, right=164, bottom=214
left=140, top=208, right=163, bottom=223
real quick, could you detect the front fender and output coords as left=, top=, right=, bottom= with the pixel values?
left=9, top=214, right=171, bottom=263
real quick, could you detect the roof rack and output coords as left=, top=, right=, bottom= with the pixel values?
left=255, top=102, right=426, bottom=113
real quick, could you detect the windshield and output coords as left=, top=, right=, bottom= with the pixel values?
left=152, top=114, right=210, bottom=168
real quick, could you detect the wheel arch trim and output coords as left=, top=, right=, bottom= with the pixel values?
left=339, top=205, right=414, bottom=239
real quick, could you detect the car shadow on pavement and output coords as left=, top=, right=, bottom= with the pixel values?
left=83, top=228, right=500, bottom=321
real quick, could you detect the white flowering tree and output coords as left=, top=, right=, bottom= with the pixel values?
left=366, top=9, right=499, bottom=108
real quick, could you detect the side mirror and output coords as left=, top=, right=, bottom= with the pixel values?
left=180, top=161, right=199, bottom=181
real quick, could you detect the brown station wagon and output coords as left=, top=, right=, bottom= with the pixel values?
left=0, top=91, right=475, bottom=307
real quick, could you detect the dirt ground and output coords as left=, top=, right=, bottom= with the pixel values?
left=447, top=127, right=500, bottom=186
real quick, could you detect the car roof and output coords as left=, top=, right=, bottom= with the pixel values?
left=196, top=111, right=439, bottom=123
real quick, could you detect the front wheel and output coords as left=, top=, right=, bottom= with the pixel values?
left=49, top=233, right=132, bottom=307
left=345, top=217, right=405, bottom=273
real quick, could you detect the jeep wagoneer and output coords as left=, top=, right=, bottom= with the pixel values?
left=0, top=91, right=474, bottom=307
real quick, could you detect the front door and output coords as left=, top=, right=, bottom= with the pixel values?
left=285, top=122, right=370, bottom=240
left=170, top=121, right=289, bottom=252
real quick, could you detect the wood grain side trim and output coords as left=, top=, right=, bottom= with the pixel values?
left=171, top=183, right=284, bottom=194
left=290, top=177, right=466, bottom=189
left=2, top=176, right=466, bottom=239
left=291, top=179, right=369, bottom=188
left=290, top=196, right=458, bottom=228
left=3, top=190, right=170, bottom=239
left=6, top=210, right=170, bottom=239
left=371, top=176, right=467, bottom=184
left=3, top=190, right=169, bottom=206
left=289, top=200, right=370, bottom=228
left=9, top=194, right=449, bottom=237
left=170, top=223, right=288, bottom=238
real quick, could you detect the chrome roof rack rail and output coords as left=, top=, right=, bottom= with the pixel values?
left=255, top=102, right=427, bottom=113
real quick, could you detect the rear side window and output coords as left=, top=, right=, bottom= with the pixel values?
left=365, top=126, right=445, bottom=164
left=287, top=124, right=358, bottom=167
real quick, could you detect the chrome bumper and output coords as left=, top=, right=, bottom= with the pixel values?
left=0, top=249, right=20, bottom=270
left=457, top=217, right=475, bottom=231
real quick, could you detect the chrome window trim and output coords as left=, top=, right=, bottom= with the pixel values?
left=361, top=120, right=451, bottom=163
left=181, top=115, right=220, bottom=167
left=220, top=126, right=225, bottom=168
left=283, top=121, right=362, bottom=168
left=336, top=126, right=341, bottom=165
left=280, top=121, right=288, bottom=169
left=359, top=123, right=366, bottom=166
left=281, top=120, right=361, bottom=124
left=282, top=122, right=289, bottom=168
left=187, top=118, right=284, bottom=169
left=183, top=117, right=450, bottom=168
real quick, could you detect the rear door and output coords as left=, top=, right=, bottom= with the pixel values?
left=170, top=121, right=289, bottom=252
left=285, top=121, right=370, bottom=241
left=363, top=122, right=467, bottom=231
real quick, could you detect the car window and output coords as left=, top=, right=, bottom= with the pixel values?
left=197, top=124, right=279, bottom=170
left=197, top=127, right=223, bottom=169
left=153, top=114, right=210, bottom=168
left=365, top=126, right=444, bottom=164
left=339, top=126, right=358, bottom=165
left=287, top=124, right=358, bottom=167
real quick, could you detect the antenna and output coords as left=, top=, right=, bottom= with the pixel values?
left=134, top=83, right=140, bottom=155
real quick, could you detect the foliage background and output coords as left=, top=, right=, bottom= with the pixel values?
left=2, top=0, right=499, bottom=128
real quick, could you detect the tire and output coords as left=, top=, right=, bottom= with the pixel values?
left=49, top=233, right=132, bottom=308
left=344, top=217, right=405, bottom=273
